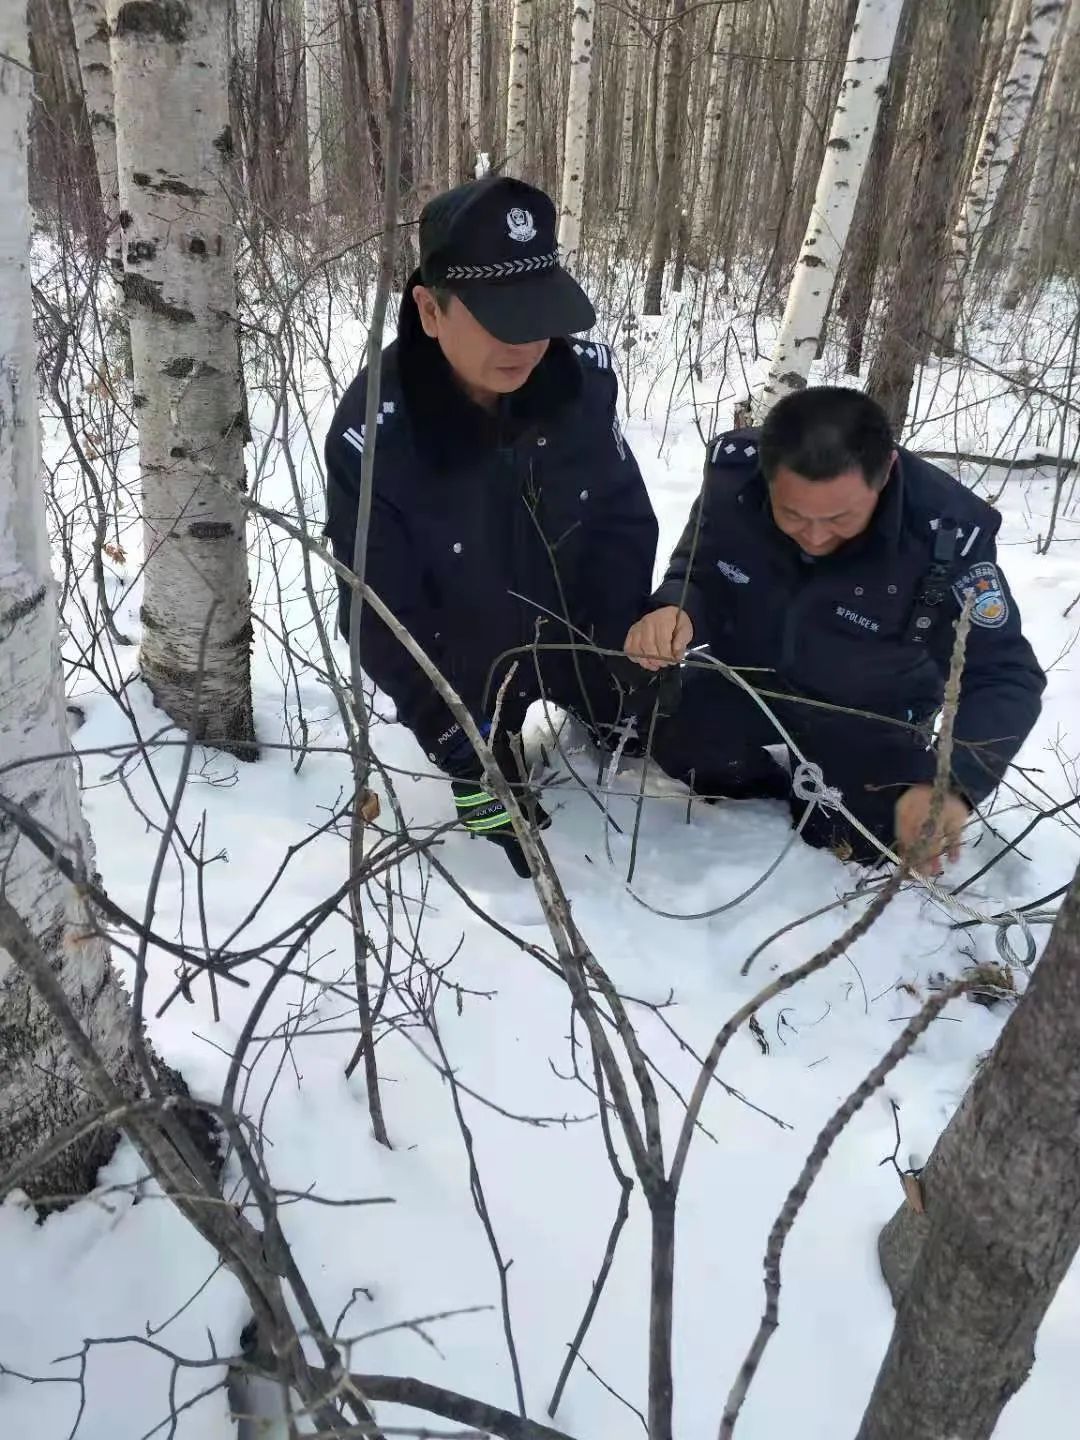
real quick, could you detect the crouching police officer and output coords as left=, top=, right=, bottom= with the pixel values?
left=325, top=175, right=658, bottom=876
left=625, top=387, right=1046, bottom=871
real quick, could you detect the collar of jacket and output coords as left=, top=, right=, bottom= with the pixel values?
left=396, top=271, right=584, bottom=474
left=737, top=448, right=907, bottom=562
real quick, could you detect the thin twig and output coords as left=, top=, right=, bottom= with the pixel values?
left=716, top=979, right=972, bottom=1439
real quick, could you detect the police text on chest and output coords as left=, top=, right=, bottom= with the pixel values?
left=835, top=604, right=880, bottom=633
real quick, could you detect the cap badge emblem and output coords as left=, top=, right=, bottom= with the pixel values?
left=506, top=207, right=536, bottom=243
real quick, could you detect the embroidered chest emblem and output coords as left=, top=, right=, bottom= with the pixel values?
left=953, top=561, right=1008, bottom=629
left=716, top=559, right=750, bottom=584
left=835, top=605, right=880, bottom=633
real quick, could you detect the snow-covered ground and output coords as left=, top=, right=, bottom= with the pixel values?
left=3, top=272, right=1080, bottom=1439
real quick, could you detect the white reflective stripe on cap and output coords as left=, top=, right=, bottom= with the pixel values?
left=442, top=252, right=559, bottom=281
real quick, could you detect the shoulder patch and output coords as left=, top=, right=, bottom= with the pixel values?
left=340, top=398, right=398, bottom=457
left=953, top=561, right=1008, bottom=629
left=710, top=434, right=758, bottom=466
left=572, top=340, right=612, bottom=370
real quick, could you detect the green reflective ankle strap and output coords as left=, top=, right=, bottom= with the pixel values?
left=454, top=788, right=493, bottom=808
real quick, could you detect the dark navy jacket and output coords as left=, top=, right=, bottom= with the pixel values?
left=324, top=300, right=658, bottom=760
left=652, top=430, right=1045, bottom=804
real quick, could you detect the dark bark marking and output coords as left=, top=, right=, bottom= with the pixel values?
left=119, top=210, right=132, bottom=229
left=188, top=237, right=206, bottom=256
left=127, top=239, right=156, bottom=263
left=221, top=410, right=248, bottom=441
left=132, top=171, right=152, bottom=187
left=152, top=177, right=206, bottom=199
left=224, top=619, right=254, bottom=649
left=114, top=2, right=190, bottom=44
left=121, top=273, right=195, bottom=324
left=187, top=520, right=233, bottom=540
left=0, top=584, right=47, bottom=635
left=827, top=137, right=851, bottom=151
left=162, top=356, right=195, bottom=377
left=169, top=446, right=190, bottom=459
left=212, top=125, right=234, bottom=156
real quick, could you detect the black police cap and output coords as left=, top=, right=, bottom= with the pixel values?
left=418, top=175, right=596, bottom=344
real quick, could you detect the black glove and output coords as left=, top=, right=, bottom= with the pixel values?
left=452, top=779, right=551, bottom=879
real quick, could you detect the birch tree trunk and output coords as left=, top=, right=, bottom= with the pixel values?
left=758, top=0, right=904, bottom=414
left=0, top=27, right=142, bottom=1204
left=108, top=0, right=256, bottom=755
left=689, top=2, right=734, bottom=261
left=432, top=3, right=451, bottom=191
left=867, top=0, right=992, bottom=433
left=1004, top=0, right=1080, bottom=305
left=843, top=0, right=917, bottom=373
left=937, top=0, right=1064, bottom=346
left=70, top=0, right=120, bottom=264
left=450, top=16, right=465, bottom=185
left=504, top=0, right=531, bottom=176
left=304, top=0, right=327, bottom=207
left=617, top=15, right=640, bottom=218
left=557, top=0, right=595, bottom=271
left=469, top=0, right=486, bottom=172
left=345, top=0, right=386, bottom=199
left=857, top=859, right=1080, bottom=1440
left=238, top=0, right=259, bottom=62
left=643, top=0, right=688, bottom=315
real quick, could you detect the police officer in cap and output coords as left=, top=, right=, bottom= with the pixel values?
left=326, top=175, right=658, bottom=875
left=625, top=387, right=1045, bottom=871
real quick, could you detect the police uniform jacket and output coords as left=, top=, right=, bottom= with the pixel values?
left=324, top=299, right=658, bottom=761
left=651, top=431, right=1046, bottom=804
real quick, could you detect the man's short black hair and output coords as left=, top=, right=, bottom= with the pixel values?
left=758, top=387, right=895, bottom=490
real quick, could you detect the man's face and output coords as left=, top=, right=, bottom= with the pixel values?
left=413, top=287, right=549, bottom=404
left=768, top=459, right=893, bottom=556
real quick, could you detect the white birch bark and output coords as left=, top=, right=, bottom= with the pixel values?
left=450, top=34, right=464, bottom=186
left=758, top=0, right=904, bottom=415
left=70, top=0, right=120, bottom=264
left=1004, top=0, right=1080, bottom=305
left=690, top=3, right=735, bottom=252
left=304, top=0, right=326, bottom=206
left=238, top=0, right=259, bottom=61
left=617, top=16, right=639, bottom=215
left=108, top=0, right=256, bottom=754
left=0, top=28, right=140, bottom=1201
left=557, top=0, right=595, bottom=272
left=938, top=0, right=1065, bottom=337
left=469, top=0, right=485, bottom=171
left=504, top=0, right=531, bottom=176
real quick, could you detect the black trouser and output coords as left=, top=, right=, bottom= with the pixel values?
left=650, top=670, right=935, bottom=862
left=490, top=647, right=672, bottom=748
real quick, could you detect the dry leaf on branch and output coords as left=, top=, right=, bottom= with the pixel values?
left=901, top=1171, right=925, bottom=1214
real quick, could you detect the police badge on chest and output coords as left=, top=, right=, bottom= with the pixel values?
left=953, top=562, right=1009, bottom=629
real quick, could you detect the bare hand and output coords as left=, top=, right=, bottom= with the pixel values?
left=894, top=785, right=970, bottom=875
left=624, top=607, right=694, bottom=671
